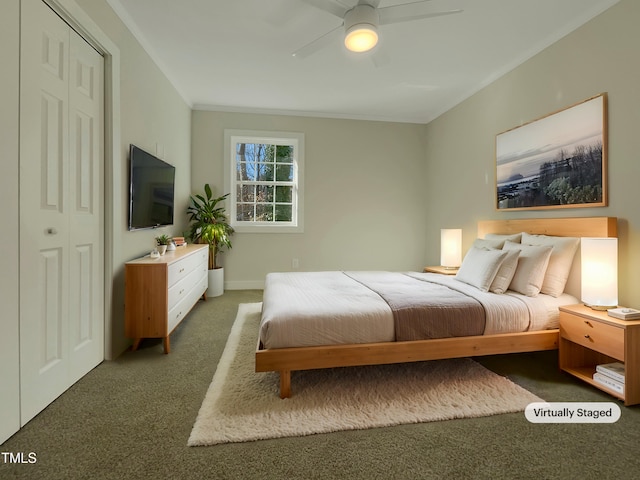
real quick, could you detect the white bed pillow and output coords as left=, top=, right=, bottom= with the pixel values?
left=503, top=241, right=553, bottom=297
left=455, top=247, right=508, bottom=292
left=484, top=232, right=522, bottom=244
left=473, top=238, right=506, bottom=250
left=489, top=249, right=520, bottom=294
left=521, top=233, right=580, bottom=297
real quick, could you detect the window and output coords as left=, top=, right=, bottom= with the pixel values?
left=224, top=130, right=304, bottom=233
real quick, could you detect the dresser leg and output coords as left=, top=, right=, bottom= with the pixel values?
left=131, top=338, right=141, bottom=352
left=163, top=336, right=170, bottom=354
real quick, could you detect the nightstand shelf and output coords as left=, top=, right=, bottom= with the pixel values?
left=561, top=366, right=625, bottom=402
left=423, top=266, right=459, bottom=275
left=559, top=304, right=640, bottom=406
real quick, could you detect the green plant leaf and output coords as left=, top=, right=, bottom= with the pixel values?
left=186, top=184, right=234, bottom=269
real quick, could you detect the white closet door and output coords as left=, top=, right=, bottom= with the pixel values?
left=19, top=0, right=104, bottom=425
left=67, top=21, right=104, bottom=384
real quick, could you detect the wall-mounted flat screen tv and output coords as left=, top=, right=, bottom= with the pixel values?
left=128, top=144, right=175, bottom=230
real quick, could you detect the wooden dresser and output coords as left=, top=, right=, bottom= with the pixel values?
left=125, top=244, right=208, bottom=353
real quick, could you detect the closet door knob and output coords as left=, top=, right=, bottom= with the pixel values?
left=46, top=227, right=58, bottom=235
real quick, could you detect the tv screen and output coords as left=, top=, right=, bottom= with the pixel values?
left=128, top=144, right=175, bottom=230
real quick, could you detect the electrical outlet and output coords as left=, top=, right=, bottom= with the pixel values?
left=292, top=258, right=299, bottom=269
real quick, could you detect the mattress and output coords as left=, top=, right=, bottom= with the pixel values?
left=259, top=271, right=577, bottom=349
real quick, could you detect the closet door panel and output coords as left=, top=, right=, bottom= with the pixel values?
left=19, top=0, right=71, bottom=425
left=68, top=25, right=104, bottom=382
left=19, top=0, right=104, bottom=426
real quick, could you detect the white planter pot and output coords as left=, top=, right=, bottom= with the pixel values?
left=207, top=267, right=224, bottom=297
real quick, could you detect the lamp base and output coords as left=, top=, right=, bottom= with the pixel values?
left=584, top=303, right=617, bottom=311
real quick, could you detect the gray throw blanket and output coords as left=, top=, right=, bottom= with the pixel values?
left=345, top=272, right=486, bottom=341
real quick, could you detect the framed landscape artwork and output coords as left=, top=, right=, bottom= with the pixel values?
left=496, top=93, right=607, bottom=211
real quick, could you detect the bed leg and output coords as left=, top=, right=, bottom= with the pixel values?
left=280, top=370, right=291, bottom=399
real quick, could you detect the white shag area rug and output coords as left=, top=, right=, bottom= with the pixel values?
left=188, top=303, right=542, bottom=446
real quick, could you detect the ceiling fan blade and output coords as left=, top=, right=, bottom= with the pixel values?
left=292, top=25, right=344, bottom=59
left=378, top=1, right=463, bottom=25
left=298, top=0, right=350, bottom=18
left=371, top=48, right=391, bottom=68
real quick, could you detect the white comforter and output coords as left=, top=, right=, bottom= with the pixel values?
left=259, top=271, right=576, bottom=349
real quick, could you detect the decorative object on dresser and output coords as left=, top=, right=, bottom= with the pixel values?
left=581, top=237, right=618, bottom=310
left=187, top=184, right=234, bottom=297
left=155, top=234, right=172, bottom=256
left=125, top=244, right=208, bottom=354
left=173, top=236, right=186, bottom=247
left=559, top=304, right=640, bottom=406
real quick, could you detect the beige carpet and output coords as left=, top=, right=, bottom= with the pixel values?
left=188, top=303, right=543, bottom=446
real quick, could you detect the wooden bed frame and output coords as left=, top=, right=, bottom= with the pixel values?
left=256, top=217, right=617, bottom=398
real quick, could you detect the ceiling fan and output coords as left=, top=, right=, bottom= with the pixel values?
left=293, top=0, right=463, bottom=58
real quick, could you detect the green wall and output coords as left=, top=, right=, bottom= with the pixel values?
left=422, top=0, right=640, bottom=306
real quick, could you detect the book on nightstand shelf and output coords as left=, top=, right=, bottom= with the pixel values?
left=595, top=362, right=625, bottom=383
left=607, top=307, right=640, bottom=320
left=593, top=372, right=625, bottom=395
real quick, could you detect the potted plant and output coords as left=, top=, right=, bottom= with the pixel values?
left=187, top=184, right=234, bottom=297
left=155, top=234, right=172, bottom=256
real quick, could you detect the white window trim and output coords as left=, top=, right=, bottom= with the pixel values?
left=224, top=129, right=304, bottom=233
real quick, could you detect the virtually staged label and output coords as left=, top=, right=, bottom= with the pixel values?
left=525, top=402, right=621, bottom=423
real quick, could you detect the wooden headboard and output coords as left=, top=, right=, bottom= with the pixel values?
left=478, top=217, right=617, bottom=239
left=477, top=217, right=618, bottom=298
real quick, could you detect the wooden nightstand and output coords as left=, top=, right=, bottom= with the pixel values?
left=423, top=266, right=459, bottom=275
left=559, top=304, right=640, bottom=405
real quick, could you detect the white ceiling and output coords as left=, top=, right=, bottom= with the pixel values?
left=107, top=0, right=620, bottom=124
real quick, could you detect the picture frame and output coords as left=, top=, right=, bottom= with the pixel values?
left=496, top=93, right=607, bottom=211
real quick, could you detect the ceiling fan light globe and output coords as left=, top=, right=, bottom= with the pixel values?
left=344, top=25, right=378, bottom=53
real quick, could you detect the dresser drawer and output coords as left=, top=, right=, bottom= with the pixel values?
left=167, top=248, right=208, bottom=287
left=560, top=312, right=624, bottom=360
left=167, top=262, right=207, bottom=310
left=167, top=275, right=207, bottom=333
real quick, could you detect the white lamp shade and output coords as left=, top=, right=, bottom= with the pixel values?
left=581, top=237, right=618, bottom=308
left=441, top=229, right=462, bottom=268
